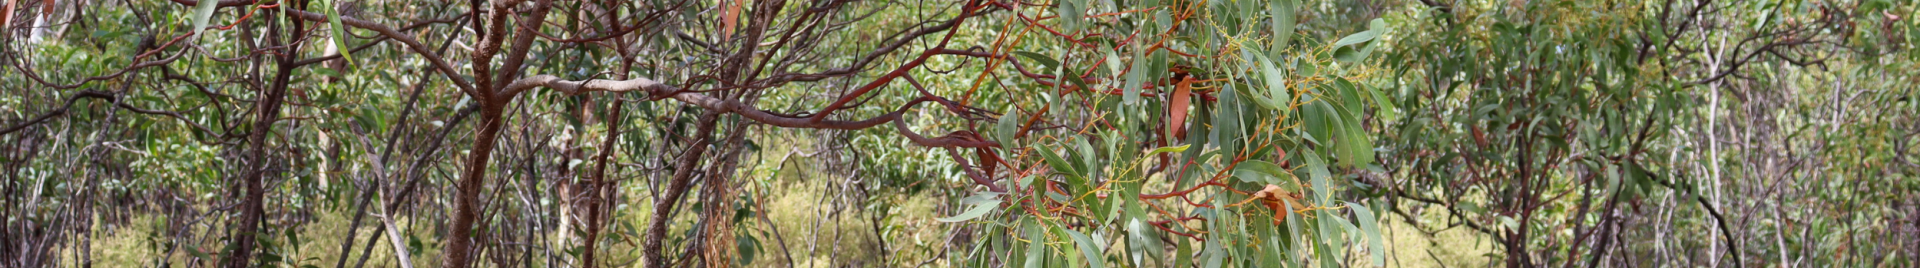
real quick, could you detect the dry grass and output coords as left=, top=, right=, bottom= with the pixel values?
left=1373, top=204, right=1501, bottom=268
left=85, top=211, right=438, bottom=268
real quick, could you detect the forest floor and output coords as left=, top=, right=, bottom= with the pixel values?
left=81, top=188, right=1491, bottom=268
left=79, top=134, right=1490, bottom=267
left=1376, top=206, right=1500, bottom=268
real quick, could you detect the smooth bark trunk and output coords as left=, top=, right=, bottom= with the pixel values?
left=443, top=103, right=508, bottom=268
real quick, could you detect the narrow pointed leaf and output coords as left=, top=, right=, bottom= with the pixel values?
left=1063, top=228, right=1107, bottom=268
left=191, top=0, right=219, bottom=37
left=935, top=199, right=1001, bottom=222
left=325, top=0, right=356, bottom=66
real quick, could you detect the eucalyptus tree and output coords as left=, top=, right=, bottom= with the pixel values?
left=3, top=0, right=1401, bottom=267
left=1376, top=0, right=1916, bottom=266
left=7, top=0, right=1913, bottom=267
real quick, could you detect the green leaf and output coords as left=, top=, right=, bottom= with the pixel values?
left=1074, top=138, right=1097, bottom=177
left=1039, top=146, right=1082, bottom=179
left=1603, top=163, right=1622, bottom=197
left=1302, top=101, right=1333, bottom=145
left=325, top=0, right=356, bottom=66
left=1257, top=52, right=1289, bottom=111
left=1347, top=201, right=1387, bottom=266
left=1064, top=67, right=1092, bottom=94
left=1126, top=218, right=1162, bottom=266
left=1334, top=93, right=1374, bottom=168
left=960, top=192, right=1004, bottom=205
left=997, top=110, right=1021, bottom=145
left=1269, top=0, right=1297, bottom=49
left=1124, top=51, right=1147, bottom=105
left=1057, top=0, right=1084, bottom=32
left=309, top=68, right=341, bottom=79
left=1331, top=213, right=1360, bottom=242
left=935, top=198, right=1001, bottom=222
left=1149, top=144, right=1191, bottom=154
left=1211, top=83, right=1244, bottom=155
left=736, top=234, right=760, bottom=265
left=1232, top=160, right=1292, bottom=186
left=1202, top=238, right=1225, bottom=268
left=1301, top=150, right=1332, bottom=200
left=1332, top=25, right=1381, bottom=48
left=1241, top=48, right=1285, bottom=110
left=1063, top=228, right=1107, bottom=268
left=190, top=0, right=220, bottom=37
left=1366, top=83, right=1400, bottom=123
left=1104, top=53, right=1125, bottom=78
left=186, top=246, right=213, bottom=260
left=1024, top=221, right=1048, bottom=268
left=1314, top=211, right=1343, bottom=268
left=1282, top=199, right=1306, bottom=264
left=1014, top=51, right=1061, bottom=69
left=1175, top=236, right=1193, bottom=268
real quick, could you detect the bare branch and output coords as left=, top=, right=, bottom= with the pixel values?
left=507, top=75, right=899, bottom=130
left=264, top=6, right=478, bottom=96
left=0, top=90, right=218, bottom=138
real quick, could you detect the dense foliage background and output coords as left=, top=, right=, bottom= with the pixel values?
left=1, top=0, right=1913, bottom=267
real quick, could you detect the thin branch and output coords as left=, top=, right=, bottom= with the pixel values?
left=0, top=90, right=217, bottom=138
left=247, top=5, right=479, bottom=95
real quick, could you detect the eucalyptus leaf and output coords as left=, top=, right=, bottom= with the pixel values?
left=190, top=0, right=220, bottom=38
left=1063, top=228, right=1107, bottom=268
left=1333, top=25, right=1381, bottom=48
left=1269, top=0, right=1297, bottom=49
left=935, top=199, right=1001, bottom=222
left=1038, top=147, right=1082, bottom=180
left=1024, top=222, right=1047, bottom=268
left=325, top=0, right=356, bottom=66
left=1014, top=51, right=1060, bottom=69
left=997, top=111, right=1020, bottom=145
left=1150, top=144, right=1191, bottom=154
left=1126, top=218, right=1161, bottom=267
left=1348, top=201, right=1387, bottom=266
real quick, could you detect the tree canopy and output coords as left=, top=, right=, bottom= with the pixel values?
left=1, top=0, right=1914, bottom=267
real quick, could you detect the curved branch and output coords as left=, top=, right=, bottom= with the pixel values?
left=763, top=3, right=993, bottom=84
left=506, top=75, right=1002, bottom=149
left=944, top=148, right=1006, bottom=192
left=288, top=16, right=464, bottom=67
left=805, top=2, right=987, bottom=123
left=264, top=6, right=478, bottom=95
left=163, top=0, right=479, bottom=95
left=0, top=90, right=217, bottom=137
left=8, top=49, right=186, bottom=90
left=169, top=0, right=252, bottom=7
left=893, top=119, right=1000, bottom=148
left=1649, top=174, right=1743, bottom=268
left=505, top=75, right=900, bottom=130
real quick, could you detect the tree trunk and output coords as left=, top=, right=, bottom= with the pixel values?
left=443, top=103, right=508, bottom=268
left=581, top=99, right=623, bottom=268
left=700, top=130, right=748, bottom=268
left=645, top=112, right=719, bottom=267
left=227, top=10, right=301, bottom=267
